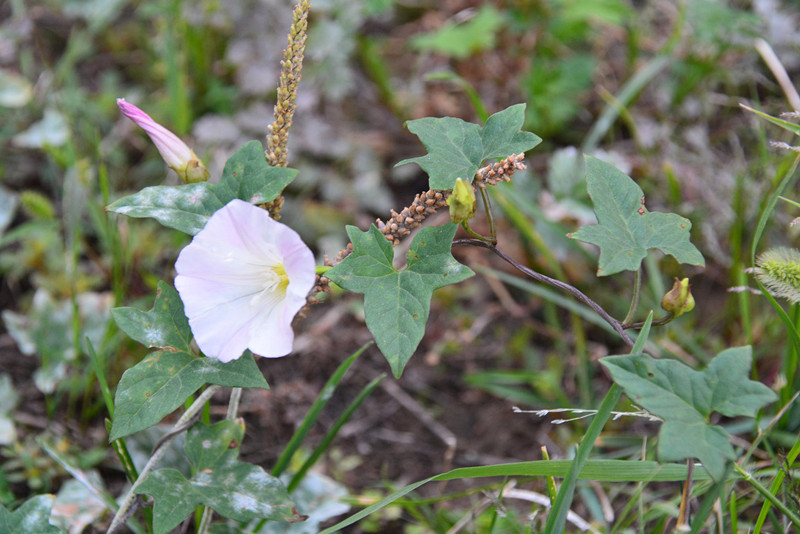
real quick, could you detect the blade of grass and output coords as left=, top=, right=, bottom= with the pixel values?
left=690, top=472, right=729, bottom=534
left=423, top=71, right=489, bottom=123
left=271, top=342, right=372, bottom=478
left=582, top=56, right=671, bottom=153
left=543, top=313, right=653, bottom=534
left=319, top=458, right=720, bottom=534
left=166, top=0, right=190, bottom=133
left=753, top=434, right=800, bottom=532
left=287, top=373, right=385, bottom=492
left=740, top=105, right=800, bottom=137
left=491, top=185, right=593, bottom=262
left=755, top=279, right=800, bottom=374
left=106, top=419, right=139, bottom=487
left=38, top=438, right=120, bottom=514
left=736, top=461, right=800, bottom=530
left=86, top=338, right=114, bottom=419
left=750, top=154, right=800, bottom=264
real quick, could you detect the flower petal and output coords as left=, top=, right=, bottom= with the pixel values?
left=174, top=199, right=316, bottom=361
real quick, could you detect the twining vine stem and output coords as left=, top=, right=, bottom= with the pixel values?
left=452, top=238, right=635, bottom=347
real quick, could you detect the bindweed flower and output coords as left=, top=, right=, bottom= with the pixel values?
left=117, top=98, right=209, bottom=183
left=174, top=199, right=316, bottom=362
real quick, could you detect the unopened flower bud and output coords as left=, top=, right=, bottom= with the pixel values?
left=661, top=278, right=695, bottom=317
left=117, top=98, right=209, bottom=183
left=447, top=178, right=476, bottom=224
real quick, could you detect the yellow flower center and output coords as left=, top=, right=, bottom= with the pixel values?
left=261, top=263, right=289, bottom=293
left=271, top=264, right=289, bottom=292
left=251, top=263, right=290, bottom=308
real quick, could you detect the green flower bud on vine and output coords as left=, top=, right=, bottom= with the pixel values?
left=753, top=247, right=800, bottom=303
left=447, top=178, right=476, bottom=224
left=661, top=278, right=695, bottom=317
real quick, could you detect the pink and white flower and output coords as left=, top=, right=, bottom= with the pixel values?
left=174, top=199, right=316, bottom=362
left=117, top=98, right=209, bottom=183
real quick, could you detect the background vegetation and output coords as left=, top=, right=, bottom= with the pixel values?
left=1, top=0, right=799, bottom=532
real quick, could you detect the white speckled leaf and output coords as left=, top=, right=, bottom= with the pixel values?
left=136, top=421, right=303, bottom=534
left=109, top=351, right=268, bottom=441
left=325, top=223, right=474, bottom=377
left=107, top=141, right=297, bottom=234
left=0, top=495, right=63, bottom=534
left=112, top=281, right=192, bottom=353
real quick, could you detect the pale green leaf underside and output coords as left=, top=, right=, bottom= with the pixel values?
left=571, top=156, right=704, bottom=276
left=112, top=281, right=192, bottom=353
left=107, top=141, right=297, bottom=235
left=601, top=346, right=777, bottom=480
left=396, top=104, right=542, bottom=190
left=325, top=223, right=473, bottom=377
left=136, top=421, right=301, bottom=534
left=0, top=495, right=62, bottom=534
left=109, top=351, right=268, bottom=441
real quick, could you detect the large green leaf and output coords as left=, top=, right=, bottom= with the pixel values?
left=325, top=223, right=473, bottom=377
left=0, top=495, right=63, bottom=534
left=136, top=421, right=303, bottom=534
left=109, top=351, right=268, bottom=441
left=570, top=156, right=704, bottom=276
left=107, top=141, right=297, bottom=235
left=111, top=281, right=192, bottom=353
left=396, top=104, right=541, bottom=190
left=601, top=346, right=777, bottom=481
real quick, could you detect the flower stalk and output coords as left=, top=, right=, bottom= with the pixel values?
left=264, top=0, right=311, bottom=219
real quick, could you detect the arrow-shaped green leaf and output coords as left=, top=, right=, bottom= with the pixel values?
left=0, top=495, right=62, bottom=534
left=107, top=141, right=297, bottom=235
left=109, top=351, right=268, bottom=441
left=136, top=421, right=303, bottom=534
left=601, top=346, right=777, bottom=481
left=570, top=156, right=704, bottom=276
left=326, top=223, right=473, bottom=377
left=112, top=281, right=192, bottom=353
left=397, top=104, right=541, bottom=190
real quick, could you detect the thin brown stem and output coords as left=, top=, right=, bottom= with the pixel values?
left=677, top=459, right=694, bottom=529
left=452, top=238, right=635, bottom=347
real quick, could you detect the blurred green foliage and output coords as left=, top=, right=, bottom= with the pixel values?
left=1, top=0, right=799, bottom=532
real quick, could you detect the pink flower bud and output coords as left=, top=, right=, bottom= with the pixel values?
left=117, top=98, right=209, bottom=183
